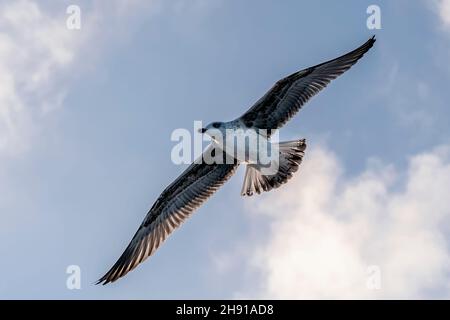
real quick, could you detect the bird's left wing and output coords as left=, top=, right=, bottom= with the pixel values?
left=239, top=36, right=376, bottom=130
left=97, top=147, right=238, bottom=284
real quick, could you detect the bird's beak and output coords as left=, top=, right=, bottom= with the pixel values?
left=198, top=128, right=207, bottom=134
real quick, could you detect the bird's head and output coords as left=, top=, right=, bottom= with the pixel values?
left=198, top=121, right=225, bottom=135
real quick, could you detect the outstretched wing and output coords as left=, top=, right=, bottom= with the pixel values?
left=97, top=148, right=238, bottom=284
left=240, top=36, right=376, bottom=130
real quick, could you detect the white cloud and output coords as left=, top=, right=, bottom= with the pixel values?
left=0, top=0, right=155, bottom=156
left=435, top=0, right=450, bottom=29
left=0, top=0, right=75, bottom=154
left=230, top=145, right=450, bottom=299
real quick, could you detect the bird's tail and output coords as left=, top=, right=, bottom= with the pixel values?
left=241, top=139, right=306, bottom=196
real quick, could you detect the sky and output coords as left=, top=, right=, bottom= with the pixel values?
left=1, top=0, right=450, bottom=299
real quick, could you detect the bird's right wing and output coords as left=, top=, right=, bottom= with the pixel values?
left=97, top=147, right=239, bottom=284
left=239, top=36, right=376, bottom=130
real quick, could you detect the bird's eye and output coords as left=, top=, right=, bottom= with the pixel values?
left=212, top=122, right=220, bottom=128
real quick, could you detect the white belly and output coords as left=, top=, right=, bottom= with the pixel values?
left=219, top=128, right=272, bottom=164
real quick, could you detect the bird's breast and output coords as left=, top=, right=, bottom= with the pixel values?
left=219, top=129, right=270, bottom=164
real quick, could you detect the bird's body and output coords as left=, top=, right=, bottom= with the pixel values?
left=210, top=119, right=273, bottom=165
left=98, top=36, right=376, bottom=285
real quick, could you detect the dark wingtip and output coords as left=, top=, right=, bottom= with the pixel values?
left=365, top=35, right=376, bottom=48
left=95, top=276, right=108, bottom=286
left=95, top=272, right=115, bottom=285
left=355, top=35, right=376, bottom=57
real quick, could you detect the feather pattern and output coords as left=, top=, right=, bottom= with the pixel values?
left=97, top=147, right=238, bottom=284
left=98, top=37, right=376, bottom=284
left=240, top=36, right=376, bottom=130
left=241, top=139, right=307, bottom=196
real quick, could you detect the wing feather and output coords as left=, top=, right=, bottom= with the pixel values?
left=240, top=36, right=376, bottom=130
left=97, top=147, right=238, bottom=284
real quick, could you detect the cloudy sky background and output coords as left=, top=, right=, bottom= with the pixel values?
left=1, top=0, right=450, bottom=299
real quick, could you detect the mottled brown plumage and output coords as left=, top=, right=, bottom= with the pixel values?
left=240, top=36, right=376, bottom=130
left=98, top=36, right=375, bottom=285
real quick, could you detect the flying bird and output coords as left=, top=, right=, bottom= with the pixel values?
left=98, top=36, right=376, bottom=284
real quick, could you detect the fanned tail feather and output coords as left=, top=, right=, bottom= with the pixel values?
left=241, top=139, right=306, bottom=196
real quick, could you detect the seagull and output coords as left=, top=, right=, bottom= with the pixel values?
left=97, top=36, right=376, bottom=284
